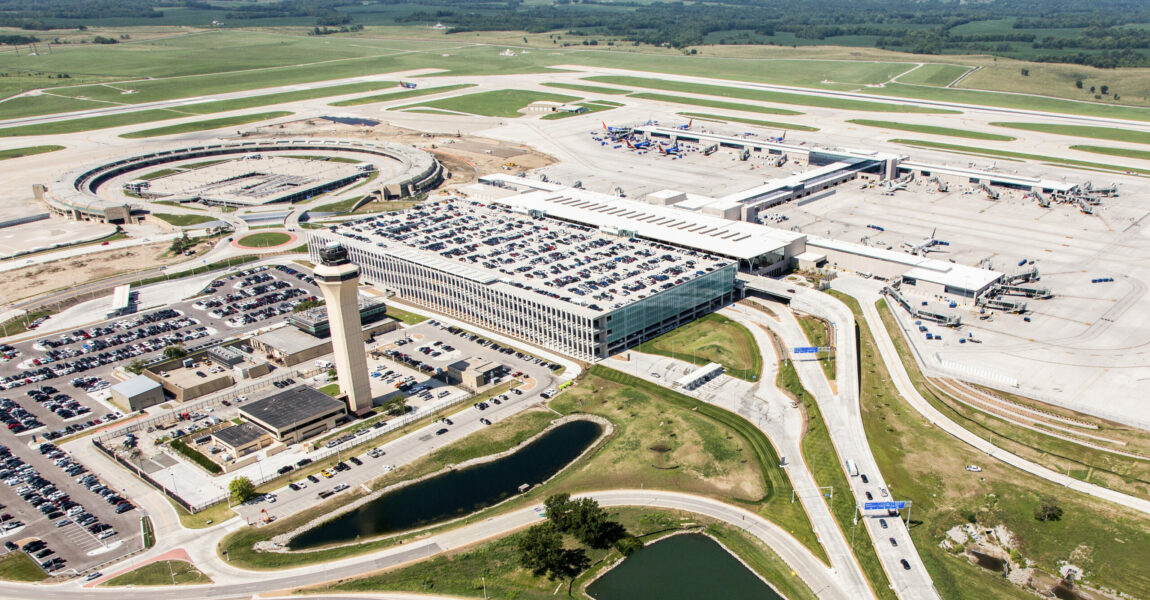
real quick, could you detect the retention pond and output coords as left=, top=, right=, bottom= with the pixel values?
left=587, top=533, right=786, bottom=600
left=290, top=418, right=601, bottom=549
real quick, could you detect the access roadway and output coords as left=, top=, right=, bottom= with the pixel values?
left=831, top=278, right=1150, bottom=516
left=0, top=489, right=849, bottom=600
left=719, top=299, right=938, bottom=600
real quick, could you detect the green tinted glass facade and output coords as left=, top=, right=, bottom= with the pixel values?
left=604, top=264, right=736, bottom=352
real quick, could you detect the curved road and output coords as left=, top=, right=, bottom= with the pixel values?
left=0, top=490, right=848, bottom=600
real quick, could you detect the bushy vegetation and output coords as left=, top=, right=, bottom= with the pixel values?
left=170, top=439, right=222, bottom=475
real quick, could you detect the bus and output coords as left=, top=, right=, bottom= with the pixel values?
left=845, top=459, right=859, bottom=477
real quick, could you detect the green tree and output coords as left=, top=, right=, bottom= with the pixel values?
left=544, top=493, right=575, bottom=530
left=125, top=359, right=147, bottom=375
left=229, top=476, right=256, bottom=504
left=1020, top=68, right=1029, bottom=76
left=1075, top=79, right=1084, bottom=89
left=517, top=523, right=564, bottom=577
left=1034, top=499, right=1064, bottom=522
left=163, top=345, right=187, bottom=359
left=1101, top=84, right=1110, bottom=95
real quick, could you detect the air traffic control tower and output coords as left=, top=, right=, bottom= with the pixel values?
left=314, top=241, right=373, bottom=415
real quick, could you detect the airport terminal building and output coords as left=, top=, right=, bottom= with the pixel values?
left=307, top=200, right=738, bottom=360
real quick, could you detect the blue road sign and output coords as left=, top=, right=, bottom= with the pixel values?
left=793, top=347, right=818, bottom=354
left=864, top=501, right=908, bottom=511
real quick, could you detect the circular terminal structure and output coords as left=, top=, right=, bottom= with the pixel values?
left=42, top=139, right=444, bottom=224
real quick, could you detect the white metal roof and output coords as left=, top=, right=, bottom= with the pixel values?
left=493, top=189, right=804, bottom=261
left=110, top=374, right=161, bottom=398
left=900, top=161, right=1076, bottom=193
left=111, top=285, right=132, bottom=310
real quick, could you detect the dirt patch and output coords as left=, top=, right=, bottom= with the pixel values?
left=7, top=242, right=185, bottom=301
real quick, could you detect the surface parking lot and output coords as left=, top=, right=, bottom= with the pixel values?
left=0, top=439, right=141, bottom=576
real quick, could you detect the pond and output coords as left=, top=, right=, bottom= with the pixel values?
left=289, top=418, right=601, bottom=549
left=587, top=533, right=787, bottom=600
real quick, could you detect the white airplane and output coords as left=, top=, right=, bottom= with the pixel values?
left=902, top=228, right=948, bottom=255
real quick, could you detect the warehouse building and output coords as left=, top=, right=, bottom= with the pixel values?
left=446, top=357, right=503, bottom=391
left=308, top=199, right=738, bottom=361
left=239, top=386, right=348, bottom=444
left=110, top=375, right=165, bottom=412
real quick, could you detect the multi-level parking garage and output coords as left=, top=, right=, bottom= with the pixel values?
left=39, top=139, right=444, bottom=222
left=308, top=199, right=738, bottom=360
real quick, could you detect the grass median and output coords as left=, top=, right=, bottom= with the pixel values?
left=393, top=89, right=580, bottom=118
left=847, top=119, right=1014, bottom=141
left=119, top=111, right=292, bottom=138
left=991, top=122, right=1150, bottom=145
left=678, top=112, right=818, bottom=131
left=151, top=213, right=218, bottom=227
left=0, top=145, right=64, bottom=160
left=329, top=84, right=476, bottom=107
left=0, top=551, right=46, bottom=582
left=590, top=75, right=956, bottom=114
left=796, top=315, right=836, bottom=382
left=779, top=356, right=895, bottom=600
left=542, top=82, right=632, bottom=95
left=102, top=560, right=212, bottom=586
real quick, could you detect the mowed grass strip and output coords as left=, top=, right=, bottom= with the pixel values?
left=848, top=119, right=1014, bottom=141
left=393, top=89, right=580, bottom=118
left=992, top=122, right=1150, bottom=145
left=0, top=81, right=397, bottom=137
left=236, top=232, right=291, bottom=248
left=678, top=112, right=818, bottom=132
left=120, top=111, right=292, bottom=138
left=632, top=93, right=802, bottom=118
left=542, top=81, right=632, bottom=95
left=0, top=145, right=64, bottom=160
left=590, top=75, right=957, bottom=114
left=891, top=139, right=1150, bottom=175
left=1070, top=145, right=1150, bottom=161
left=328, top=83, right=477, bottom=107
left=102, top=560, right=212, bottom=586
left=636, top=313, right=763, bottom=381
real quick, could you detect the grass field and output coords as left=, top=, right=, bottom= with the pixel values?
left=0, top=551, right=46, bottom=582
left=796, top=315, right=836, bottom=381
left=891, top=139, right=1150, bottom=175
left=236, top=232, right=291, bottom=248
left=540, top=101, right=617, bottom=120
left=119, top=111, right=292, bottom=138
left=328, top=83, right=476, bottom=107
left=829, top=291, right=1150, bottom=600
left=150, top=212, right=218, bottom=227
left=393, top=89, right=580, bottom=118
left=847, top=119, right=1014, bottom=141
left=636, top=313, right=762, bottom=381
left=102, top=560, right=212, bottom=586
left=895, top=64, right=973, bottom=87
left=991, top=122, right=1150, bottom=145
left=305, top=507, right=819, bottom=600
left=0, top=145, right=64, bottom=160
left=677, top=112, right=818, bottom=132
left=1070, top=145, right=1150, bottom=161
left=541, top=81, right=632, bottom=95
left=384, top=304, right=428, bottom=325
left=590, top=75, right=957, bottom=114
left=779, top=357, right=894, bottom=600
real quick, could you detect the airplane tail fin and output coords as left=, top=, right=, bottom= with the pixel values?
left=781, top=131, right=786, bottom=142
